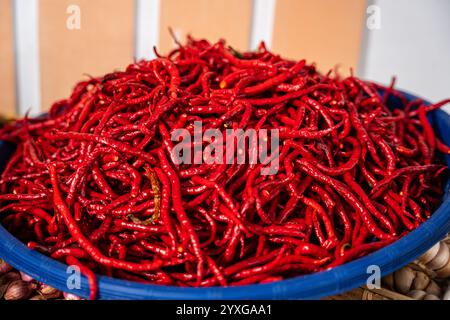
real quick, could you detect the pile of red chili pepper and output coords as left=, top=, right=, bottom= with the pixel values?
left=0, top=37, right=449, bottom=299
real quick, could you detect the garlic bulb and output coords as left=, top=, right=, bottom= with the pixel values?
left=19, top=271, right=34, bottom=282
left=407, top=290, right=427, bottom=300
left=4, top=280, right=35, bottom=300
left=418, top=242, right=440, bottom=264
left=435, top=254, right=450, bottom=278
left=423, top=294, right=440, bottom=300
left=0, top=259, right=13, bottom=275
left=426, top=242, right=449, bottom=270
left=63, top=292, right=82, bottom=300
left=443, top=284, right=450, bottom=300
left=38, top=284, right=61, bottom=299
left=412, top=272, right=431, bottom=290
left=411, top=271, right=430, bottom=291
left=425, top=280, right=441, bottom=297
left=393, top=266, right=416, bottom=294
left=383, top=237, right=450, bottom=300
left=375, top=237, right=450, bottom=300
left=418, top=240, right=450, bottom=278
left=0, top=272, right=21, bottom=298
left=381, top=273, right=394, bottom=290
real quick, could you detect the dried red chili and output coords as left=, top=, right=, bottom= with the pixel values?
left=0, top=36, right=448, bottom=299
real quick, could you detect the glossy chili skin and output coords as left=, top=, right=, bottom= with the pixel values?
left=0, top=36, right=448, bottom=298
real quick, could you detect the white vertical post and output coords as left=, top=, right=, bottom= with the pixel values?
left=135, top=0, right=160, bottom=60
left=250, top=0, right=277, bottom=50
left=13, top=0, right=41, bottom=116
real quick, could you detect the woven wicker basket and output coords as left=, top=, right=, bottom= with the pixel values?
left=326, top=286, right=413, bottom=300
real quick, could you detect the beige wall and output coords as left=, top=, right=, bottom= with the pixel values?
left=39, top=0, right=134, bottom=110
left=272, top=0, right=366, bottom=74
left=159, top=0, right=252, bottom=54
left=0, top=0, right=16, bottom=118
left=1, top=0, right=366, bottom=116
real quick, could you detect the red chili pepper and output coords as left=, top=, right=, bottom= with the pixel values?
left=0, top=36, right=448, bottom=294
left=297, top=159, right=394, bottom=241
left=49, top=165, right=162, bottom=272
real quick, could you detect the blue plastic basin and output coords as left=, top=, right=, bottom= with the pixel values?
left=0, top=89, right=449, bottom=300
